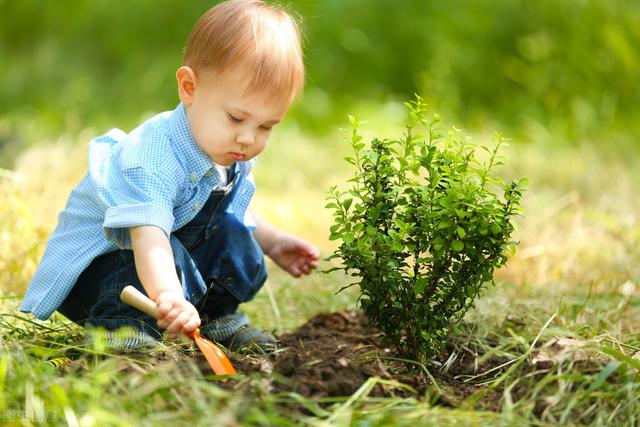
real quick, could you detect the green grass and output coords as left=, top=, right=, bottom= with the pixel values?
left=1, top=110, right=639, bottom=425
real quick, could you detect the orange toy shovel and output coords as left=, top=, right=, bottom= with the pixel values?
left=120, top=285, right=237, bottom=376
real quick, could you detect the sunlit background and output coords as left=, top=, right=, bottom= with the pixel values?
left=2, top=0, right=639, bottom=157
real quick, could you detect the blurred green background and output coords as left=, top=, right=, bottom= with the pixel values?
left=1, top=0, right=639, bottom=166
left=1, top=4, right=639, bottom=423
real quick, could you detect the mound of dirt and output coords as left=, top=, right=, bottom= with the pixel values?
left=273, top=310, right=416, bottom=397
left=231, top=310, right=503, bottom=408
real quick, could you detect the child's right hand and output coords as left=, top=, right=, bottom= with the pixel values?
left=155, top=290, right=201, bottom=339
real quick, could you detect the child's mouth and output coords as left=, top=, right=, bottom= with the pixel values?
left=229, top=152, right=245, bottom=161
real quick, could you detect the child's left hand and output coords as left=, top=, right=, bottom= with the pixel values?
left=267, top=233, right=320, bottom=277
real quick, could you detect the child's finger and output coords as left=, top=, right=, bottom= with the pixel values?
left=305, top=246, right=320, bottom=259
left=158, top=316, right=171, bottom=330
left=158, top=306, right=180, bottom=329
left=289, top=265, right=302, bottom=277
left=157, top=300, right=173, bottom=317
left=166, top=311, right=191, bottom=336
left=301, top=257, right=315, bottom=271
left=183, top=314, right=200, bottom=334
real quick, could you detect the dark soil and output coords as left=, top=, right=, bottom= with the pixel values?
left=228, top=310, right=505, bottom=410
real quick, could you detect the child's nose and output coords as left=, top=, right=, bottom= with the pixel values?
left=236, top=131, right=255, bottom=145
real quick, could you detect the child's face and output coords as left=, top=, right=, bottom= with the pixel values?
left=178, top=66, right=291, bottom=167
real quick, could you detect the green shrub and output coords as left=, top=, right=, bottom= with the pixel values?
left=326, top=96, right=527, bottom=362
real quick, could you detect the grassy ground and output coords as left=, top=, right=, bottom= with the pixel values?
left=1, top=109, right=639, bottom=425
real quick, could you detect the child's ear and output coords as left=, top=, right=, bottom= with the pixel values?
left=176, top=66, right=198, bottom=106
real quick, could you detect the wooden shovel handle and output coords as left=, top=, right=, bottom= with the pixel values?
left=120, top=286, right=159, bottom=319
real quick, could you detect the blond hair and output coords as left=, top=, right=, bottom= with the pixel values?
left=184, top=0, right=304, bottom=101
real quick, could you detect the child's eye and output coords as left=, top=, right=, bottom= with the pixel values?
left=228, top=113, right=243, bottom=123
left=260, top=125, right=273, bottom=131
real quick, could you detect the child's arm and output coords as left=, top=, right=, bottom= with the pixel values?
left=130, top=225, right=200, bottom=338
left=251, top=211, right=320, bottom=277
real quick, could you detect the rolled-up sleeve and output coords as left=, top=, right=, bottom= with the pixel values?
left=102, top=167, right=175, bottom=249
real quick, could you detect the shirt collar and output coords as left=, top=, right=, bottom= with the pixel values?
left=167, top=102, right=216, bottom=181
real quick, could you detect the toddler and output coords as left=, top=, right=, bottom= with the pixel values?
left=20, top=0, right=319, bottom=350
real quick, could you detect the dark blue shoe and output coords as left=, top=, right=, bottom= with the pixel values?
left=220, top=325, right=277, bottom=352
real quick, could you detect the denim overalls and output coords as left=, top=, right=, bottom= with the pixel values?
left=58, top=165, right=267, bottom=340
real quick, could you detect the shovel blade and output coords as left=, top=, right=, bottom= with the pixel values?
left=191, top=329, right=237, bottom=375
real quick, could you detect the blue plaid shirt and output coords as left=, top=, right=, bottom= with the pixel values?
left=21, top=103, right=256, bottom=320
